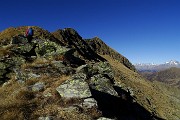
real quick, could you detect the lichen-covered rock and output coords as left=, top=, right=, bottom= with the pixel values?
left=11, top=43, right=37, bottom=55
left=81, top=98, right=98, bottom=109
left=0, top=56, right=25, bottom=84
left=38, top=116, right=54, bottom=120
left=28, top=73, right=41, bottom=79
left=35, top=40, right=70, bottom=58
left=43, top=89, right=53, bottom=97
left=56, top=73, right=91, bottom=99
left=14, top=69, right=29, bottom=83
left=51, top=61, right=75, bottom=75
left=89, top=74, right=118, bottom=96
left=93, top=62, right=114, bottom=80
left=11, top=35, right=28, bottom=44
left=71, top=73, right=87, bottom=80
left=76, top=64, right=89, bottom=74
left=29, top=82, right=45, bottom=92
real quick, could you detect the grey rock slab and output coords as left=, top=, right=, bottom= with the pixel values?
left=81, top=98, right=98, bottom=109
left=56, top=73, right=91, bottom=99
left=89, top=74, right=118, bottom=96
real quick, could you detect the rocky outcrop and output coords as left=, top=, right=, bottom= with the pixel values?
left=0, top=26, right=64, bottom=46
left=56, top=73, right=92, bottom=99
left=86, top=37, right=136, bottom=72
left=0, top=26, right=170, bottom=120
left=55, top=61, right=160, bottom=119
left=0, top=35, right=76, bottom=83
left=52, top=28, right=106, bottom=62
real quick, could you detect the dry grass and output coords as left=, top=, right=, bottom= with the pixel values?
left=101, top=54, right=178, bottom=119
left=0, top=74, right=71, bottom=120
left=21, top=55, right=65, bottom=70
left=0, top=79, right=36, bottom=119
left=21, top=57, right=51, bottom=69
left=53, top=54, right=65, bottom=61
left=0, top=26, right=56, bottom=45
left=0, top=45, right=14, bottom=57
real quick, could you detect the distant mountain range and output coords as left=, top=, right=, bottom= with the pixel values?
left=134, top=60, right=180, bottom=72
left=136, top=60, right=180, bottom=89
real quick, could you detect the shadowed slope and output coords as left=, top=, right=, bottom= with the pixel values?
left=101, top=55, right=180, bottom=119
left=53, top=28, right=106, bottom=62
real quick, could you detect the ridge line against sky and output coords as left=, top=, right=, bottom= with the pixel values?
left=0, top=0, right=180, bottom=64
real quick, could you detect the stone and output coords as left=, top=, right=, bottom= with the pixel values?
left=56, top=73, right=91, bottom=99
left=76, top=64, right=89, bottom=74
left=93, top=62, right=114, bottom=80
left=35, top=40, right=70, bottom=57
left=14, top=69, right=29, bottom=82
left=43, top=88, right=53, bottom=97
left=89, top=74, right=118, bottom=96
left=71, top=73, right=87, bottom=80
left=28, top=73, right=41, bottom=79
left=51, top=61, right=75, bottom=75
left=38, top=116, right=53, bottom=120
left=30, top=82, right=45, bottom=92
left=11, top=35, right=28, bottom=44
left=81, top=98, right=98, bottom=109
left=97, top=117, right=115, bottom=120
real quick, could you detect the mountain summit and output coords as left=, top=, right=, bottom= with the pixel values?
left=165, top=60, right=180, bottom=65
left=0, top=26, right=179, bottom=120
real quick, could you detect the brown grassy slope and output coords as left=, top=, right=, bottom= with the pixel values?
left=0, top=26, right=61, bottom=45
left=101, top=55, right=180, bottom=120
left=0, top=74, right=89, bottom=120
left=86, top=37, right=136, bottom=72
left=151, top=67, right=180, bottom=86
left=0, top=68, right=100, bottom=120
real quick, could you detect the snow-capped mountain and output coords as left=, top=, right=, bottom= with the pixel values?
left=165, top=60, right=180, bottom=65
left=134, top=60, right=180, bottom=72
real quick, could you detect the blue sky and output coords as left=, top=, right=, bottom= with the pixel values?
left=0, top=0, right=180, bottom=64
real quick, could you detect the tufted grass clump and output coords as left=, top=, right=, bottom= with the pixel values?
left=0, top=75, right=70, bottom=119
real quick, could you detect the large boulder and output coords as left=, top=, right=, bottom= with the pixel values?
left=35, top=40, right=70, bottom=58
left=11, top=35, right=28, bottom=44
left=56, top=73, right=92, bottom=99
left=93, top=62, right=114, bottom=80
left=89, top=74, right=118, bottom=96
left=51, top=61, right=75, bottom=75
left=0, top=55, right=25, bottom=84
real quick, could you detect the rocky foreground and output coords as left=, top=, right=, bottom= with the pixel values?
left=0, top=26, right=179, bottom=120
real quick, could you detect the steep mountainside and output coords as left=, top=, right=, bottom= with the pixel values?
left=52, top=29, right=106, bottom=62
left=85, top=37, right=136, bottom=72
left=0, top=26, right=179, bottom=120
left=101, top=55, right=180, bottom=120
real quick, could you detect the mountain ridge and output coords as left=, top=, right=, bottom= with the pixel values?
left=0, top=26, right=179, bottom=120
left=85, top=37, right=136, bottom=72
left=141, top=67, right=180, bottom=88
left=135, top=60, right=180, bottom=72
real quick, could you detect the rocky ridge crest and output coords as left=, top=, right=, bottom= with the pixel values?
left=0, top=26, right=178, bottom=120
